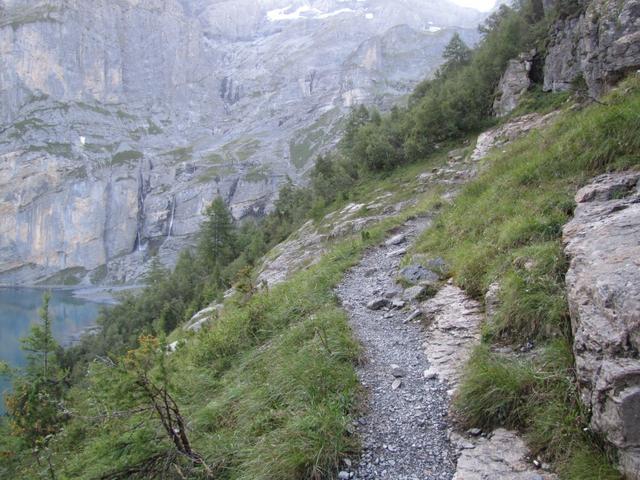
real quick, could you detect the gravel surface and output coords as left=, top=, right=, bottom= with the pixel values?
left=336, top=217, right=456, bottom=480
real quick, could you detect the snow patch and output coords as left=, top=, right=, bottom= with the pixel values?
left=317, top=8, right=354, bottom=19
left=427, top=26, right=442, bottom=33
left=365, top=12, right=374, bottom=19
left=267, top=5, right=355, bottom=22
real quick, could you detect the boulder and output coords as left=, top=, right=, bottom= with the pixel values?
left=563, top=172, right=640, bottom=478
left=386, top=247, right=407, bottom=258
left=424, top=257, right=450, bottom=277
left=403, top=285, right=428, bottom=301
left=493, top=51, right=535, bottom=117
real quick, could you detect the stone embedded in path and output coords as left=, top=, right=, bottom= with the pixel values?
left=403, top=285, right=427, bottom=301
left=423, top=368, right=438, bottom=380
left=366, top=298, right=391, bottom=310
left=421, top=284, right=483, bottom=390
left=391, top=379, right=403, bottom=390
left=452, top=429, right=558, bottom=480
left=386, top=247, right=407, bottom=257
left=563, top=171, right=640, bottom=477
left=364, top=267, right=377, bottom=278
left=405, top=309, right=423, bottom=323
left=400, top=264, right=439, bottom=285
left=391, top=299, right=406, bottom=309
left=385, top=234, right=406, bottom=246
left=390, top=364, right=406, bottom=378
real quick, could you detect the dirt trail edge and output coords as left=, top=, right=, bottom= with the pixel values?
left=336, top=216, right=456, bottom=480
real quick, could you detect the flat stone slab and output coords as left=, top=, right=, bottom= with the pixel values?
left=420, top=284, right=483, bottom=390
left=453, top=429, right=557, bottom=480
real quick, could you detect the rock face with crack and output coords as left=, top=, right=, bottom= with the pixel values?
left=0, top=0, right=482, bottom=285
left=543, top=0, right=640, bottom=97
left=563, top=171, right=640, bottom=478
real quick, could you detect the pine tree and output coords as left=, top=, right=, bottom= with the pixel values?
left=198, top=197, right=237, bottom=274
left=21, top=292, right=58, bottom=378
left=341, top=104, right=370, bottom=152
left=441, top=33, right=472, bottom=74
left=6, top=292, right=65, bottom=447
left=89, top=336, right=212, bottom=478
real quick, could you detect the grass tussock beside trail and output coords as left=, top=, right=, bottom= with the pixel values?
left=414, top=77, right=640, bottom=479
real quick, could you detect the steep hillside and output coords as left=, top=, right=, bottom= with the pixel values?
left=1, top=0, right=639, bottom=479
left=0, top=0, right=482, bottom=285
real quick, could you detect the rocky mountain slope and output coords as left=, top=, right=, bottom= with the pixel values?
left=0, top=0, right=482, bottom=285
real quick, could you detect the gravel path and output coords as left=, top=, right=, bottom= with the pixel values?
left=336, top=217, right=456, bottom=480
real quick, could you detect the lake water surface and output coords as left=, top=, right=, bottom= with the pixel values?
left=0, top=287, right=107, bottom=413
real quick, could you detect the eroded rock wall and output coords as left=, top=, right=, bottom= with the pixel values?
left=563, top=172, right=640, bottom=478
left=543, top=0, right=640, bottom=97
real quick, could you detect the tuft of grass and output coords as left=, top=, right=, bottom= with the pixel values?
left=454, top=346, right=536, bottom=429
left=508, top=86, right=571, bottom=117
left=456, top=342, right=622, bottom=479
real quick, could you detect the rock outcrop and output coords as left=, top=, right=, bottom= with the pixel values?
left=543, top=0, right=640, bottom=97
left=563, top=171, right=640, bottom=478
left=493, top=51, right=534, bottom=117
left=471, top=111, right=559, bottom=162
left=0, top=0, right=483, bottom=285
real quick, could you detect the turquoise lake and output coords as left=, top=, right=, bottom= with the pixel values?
left=0, top=288, right=107, bottom=413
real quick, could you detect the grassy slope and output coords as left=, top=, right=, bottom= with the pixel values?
left=413, top=77, right=640, bottom=478
left=5, top=154, right=445, bottom=480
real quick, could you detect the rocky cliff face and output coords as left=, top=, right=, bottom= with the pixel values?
left=0, top=0, right=482, bottom=285
left=492, top=51, right=534, bottom=117
left=563, top=172, right=640, bottom=478
left=543, top=0, right=640, bottom=97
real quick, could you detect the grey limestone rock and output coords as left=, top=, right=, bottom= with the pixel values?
left=493, top=51, right=535, bottom=117
left=563, top=171, right=640, bottom=478
left=403, top=285, right=427, bottom=301
left=543, top=0, right=640, bottom=97
left=471, top=112, right=560, bottom=162
left=453, top=429, right=558, bottom=480
left=399, top=264, right=439, bottom=285
left=367, top=298, right=391, bottom=311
